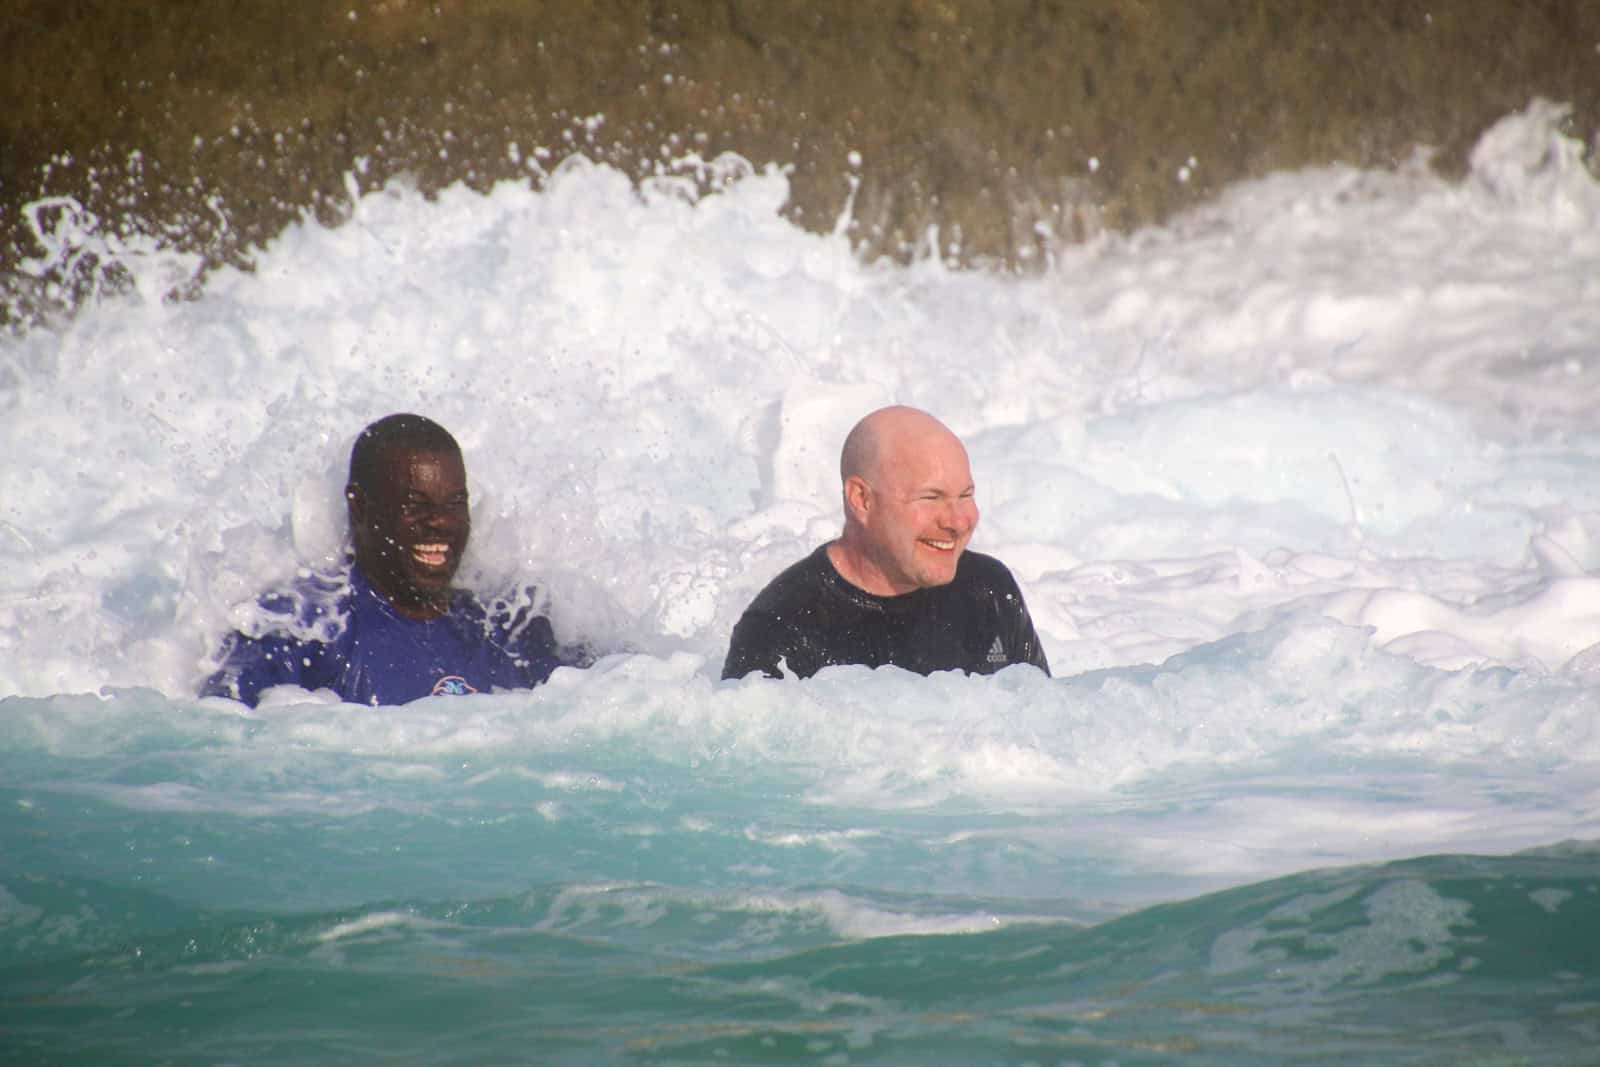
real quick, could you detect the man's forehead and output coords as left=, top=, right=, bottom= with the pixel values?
left=375, top=444, right=465, bottom=482
left=884, top=440, right=972, bottom=488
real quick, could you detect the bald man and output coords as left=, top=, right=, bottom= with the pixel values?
left=723, top=406, right=1049, bottom=680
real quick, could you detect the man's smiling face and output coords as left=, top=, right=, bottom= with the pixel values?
left=348, top=444, right=470, bottom=619
left=856, top=428, right=978, bottom=595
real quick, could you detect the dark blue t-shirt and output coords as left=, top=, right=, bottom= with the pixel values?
left=201, top=565, right=577, bottom=707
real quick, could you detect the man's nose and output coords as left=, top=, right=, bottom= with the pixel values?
left=940, top=498, right=976, bottom=531
left=420, top=505, right=465, bottom=529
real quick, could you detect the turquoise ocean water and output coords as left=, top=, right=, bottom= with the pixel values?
left=5, top=632, right=1597, bottom=1065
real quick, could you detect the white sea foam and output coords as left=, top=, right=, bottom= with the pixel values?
left=2, top=101, right=1599, bottom=895
left=314, top=910, right=420, bottom=943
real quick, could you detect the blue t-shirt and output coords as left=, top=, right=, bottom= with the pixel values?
left=201, top=565, right=577, bottom=707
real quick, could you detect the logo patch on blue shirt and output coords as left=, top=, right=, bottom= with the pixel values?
left=432, top=675, right=478, bottom=696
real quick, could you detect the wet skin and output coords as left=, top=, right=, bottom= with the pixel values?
left=346, top=445, right=470, bottom=620
left=830, top=410, right=978, bottom=596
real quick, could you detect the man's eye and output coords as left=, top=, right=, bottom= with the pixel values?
left=401, top=499, right=468, bottom=517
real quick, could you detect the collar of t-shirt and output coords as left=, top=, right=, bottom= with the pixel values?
left=347, top=564, right=469, bottom=626
left=818, top=545, right=943, bottom=615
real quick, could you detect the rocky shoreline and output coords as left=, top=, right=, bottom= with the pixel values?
left=3, top=0, right=1597, bottom=325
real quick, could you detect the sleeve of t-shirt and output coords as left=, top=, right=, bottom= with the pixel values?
left=1003, top=577, right=1051, bottom=678
left=1012, top=608, right=1050, bottom=677
left=722, top=610, right=788, bottom=680
left=200, top=630, right=322, bottom=707
left=515, top=614, right=572, bottom=687
left=504, top=612, right=573, bottom=686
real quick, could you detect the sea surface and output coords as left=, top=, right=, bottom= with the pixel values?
left=3, top=101, right=1600, bottom=1064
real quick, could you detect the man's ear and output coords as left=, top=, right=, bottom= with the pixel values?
left=843, top=475, right=872, bottom=524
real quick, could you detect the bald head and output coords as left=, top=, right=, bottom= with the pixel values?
left=830, top=406, right=978, bottom=596
left=840, top=406, right=963, bottom=486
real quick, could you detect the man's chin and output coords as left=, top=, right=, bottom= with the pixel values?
left=912, top=547, right=964, bottom=587
left=911, top=564, right=961, bottom=589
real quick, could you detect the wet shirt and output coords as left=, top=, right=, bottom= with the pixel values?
left=722, top=545, right=1050, bottom=680
left=201, top=566, right=572, bottom=707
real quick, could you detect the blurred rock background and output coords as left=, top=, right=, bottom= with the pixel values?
left=3, top=0, right=1597, bottom=325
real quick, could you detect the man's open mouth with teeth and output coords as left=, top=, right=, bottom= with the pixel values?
left=398, top=535, right=464, bottom=594
left=410, top=542, right=454, bottom=569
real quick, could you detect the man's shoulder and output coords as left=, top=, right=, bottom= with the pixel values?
left=954, top=549, right=1022, bottom=592
left=444, top=585, right=494, bottom=624
left=235, top=567, right=353, bottom=639
left=203, top=567, right=353, bottom=702
left=447, top=584, right=538, bottom=624
left=445, top=585, right=566, bottom=654
left=743, top=545, right=838, bottom=613
left=723, top=545, right=839, bottom=680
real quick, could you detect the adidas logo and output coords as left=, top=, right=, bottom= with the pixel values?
left=985, top=636, right=1007, bottom=665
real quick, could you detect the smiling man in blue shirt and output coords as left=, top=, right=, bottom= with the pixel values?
left=202, top=414, right=582, bottom=707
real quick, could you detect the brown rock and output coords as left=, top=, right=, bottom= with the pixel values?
left=3, top=0, right=1597, bottom=327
